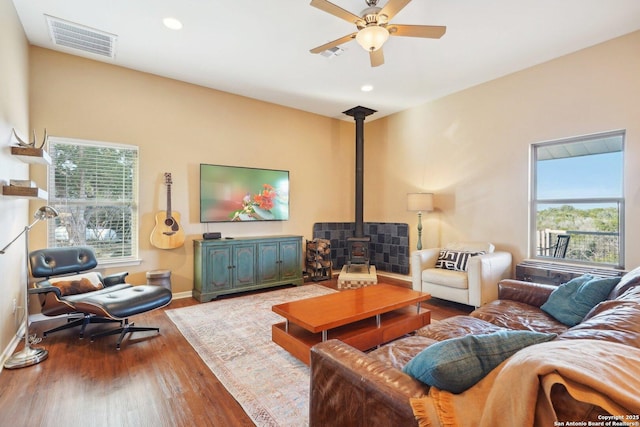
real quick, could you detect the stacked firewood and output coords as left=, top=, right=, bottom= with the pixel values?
left=306, top=239, right=332, bottom=281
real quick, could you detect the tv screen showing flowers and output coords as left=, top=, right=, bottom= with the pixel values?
left=200, top=164, right=290, bottom=222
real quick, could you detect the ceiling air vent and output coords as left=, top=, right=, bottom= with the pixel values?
left=46, top=15, right=117, bottom=59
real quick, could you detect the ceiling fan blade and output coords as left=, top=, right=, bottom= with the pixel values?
left=379, top=0, right=412, bottom=21
left=310, top=33, right=357, bottom=54
left=310, top=0, right=364, bottom=26
left=370, top=48, right=384, bottom=67
left=388, top=24, right=446, bottom=39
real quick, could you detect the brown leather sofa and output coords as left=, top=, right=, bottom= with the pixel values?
left=309, top=266, right=640, bottom=426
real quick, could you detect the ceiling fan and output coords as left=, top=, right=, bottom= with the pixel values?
left=309, top=0, right=446, bottom=67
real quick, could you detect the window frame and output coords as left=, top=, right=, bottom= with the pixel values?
left=529, top=130, right=625, bottom=269
left=47, top=136, right=141, bottom=266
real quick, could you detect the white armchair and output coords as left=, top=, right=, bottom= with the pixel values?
left=411, top=242, right=512, bottom=307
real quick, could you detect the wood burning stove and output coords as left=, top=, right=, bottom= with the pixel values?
left=346, top=236, right=371, bottom=272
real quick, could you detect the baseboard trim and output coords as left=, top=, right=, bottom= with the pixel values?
left=0, top=321, right=26, bottom=374
left=377, top=272, right=411, bottom=283
left=172, top=291, right=193, bottom=300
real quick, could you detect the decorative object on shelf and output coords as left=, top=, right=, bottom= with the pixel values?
left=407, top=192, right=434, bottom=250
left=9, top=179, right=36, bottom=187
left=12, top=127, right=48, bottom=149
left=0, top=205, right=59, bottom=369
left=9, top=129, right=52, bottom=166
left=150, top=172, right=185, bottom=249
left=306, top=239, right=332, bottom=281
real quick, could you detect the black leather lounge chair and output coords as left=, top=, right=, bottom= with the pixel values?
left=29, top=246, right=172, bottom=349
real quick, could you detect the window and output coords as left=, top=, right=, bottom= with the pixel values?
left=47, top=137, right=139, bottom=265
left=530, top=130, right=624, bottom=268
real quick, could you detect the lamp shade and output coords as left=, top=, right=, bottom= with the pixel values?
left=356, top=25, right=389, bottom=51
left=34, top=205, right=59, bottom=220
left=407, top=193, right=434, bottom=212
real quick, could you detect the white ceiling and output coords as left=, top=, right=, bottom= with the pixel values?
left=11, top=0, right=640, bottom=121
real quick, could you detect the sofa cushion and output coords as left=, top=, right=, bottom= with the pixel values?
left=608, top=265, right=640, bottom=299
left=422, top=268, right=468, bottom=289
left=415, top=315, right=506, bottom=341
left=541, top=275, right=621, bottom=327
left=402, top=330, right=557, bottom=394
left=560, top=298, right=640, bottom=347
left=472, top=300, right=570, bottom=335
left=368, top=335, right=439, bottom=370
left=435, top=250, right=485, bottom=272
left=48, top=272, right=104, bottom=296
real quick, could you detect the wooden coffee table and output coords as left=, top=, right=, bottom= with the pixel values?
left=271, top=283, right=431, bottom=365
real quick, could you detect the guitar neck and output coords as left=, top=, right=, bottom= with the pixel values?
left=166, top=183, right=172, bottom=218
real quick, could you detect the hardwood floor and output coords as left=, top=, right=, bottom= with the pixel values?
left=0, top=278, right=472, bottom=427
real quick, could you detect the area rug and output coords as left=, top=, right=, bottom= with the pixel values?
left=166, top=284, right=336, bottom=427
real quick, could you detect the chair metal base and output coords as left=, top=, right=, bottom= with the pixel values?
left=90, top=319, right=160, bottom=350
left=44, top=314, right=122, bottom=338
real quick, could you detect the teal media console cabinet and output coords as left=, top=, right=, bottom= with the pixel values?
left=193, top=235, right=304, bottom=302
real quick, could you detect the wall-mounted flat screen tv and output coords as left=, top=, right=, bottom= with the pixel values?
left=200, top=164, right=290, bottom=222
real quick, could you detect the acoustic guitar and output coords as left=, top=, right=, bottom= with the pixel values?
left=150, top=172, right=185, bottom=249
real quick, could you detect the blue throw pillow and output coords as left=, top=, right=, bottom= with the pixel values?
left=402, top=330, right=556, bottom=394
left=541, top=274, right=621, bottom=326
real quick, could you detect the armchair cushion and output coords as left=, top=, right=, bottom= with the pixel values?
left=402, top=330, right=557, bottom=394
left=422, top=268, right=468, bottom=289
left=48, top=272, right=104, bottom=296
left=541, top=274, right=621, bottom=326
left=435, top=250, right=485, bottom=271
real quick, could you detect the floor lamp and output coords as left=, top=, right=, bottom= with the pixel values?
left=407, top=193, right=434, bottom=251
left=1, top=205, right=58, bottom=369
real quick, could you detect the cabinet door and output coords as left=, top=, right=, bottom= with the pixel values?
left=204, top=246, right=233, bottom=291
left=257, top=242, right=280, bottom=285
left=279, top=239, right=301, bottom=282
left=232, top=243, right=257, bottom=288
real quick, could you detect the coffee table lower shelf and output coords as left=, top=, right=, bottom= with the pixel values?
left=272, top=306, right=431, bottom=365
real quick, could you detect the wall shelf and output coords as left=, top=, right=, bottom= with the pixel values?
left=5, top=145, right=50, bottom=200
left=2, top=185, right=48, bottom=200
left=10, top=146, right=51, bottom=165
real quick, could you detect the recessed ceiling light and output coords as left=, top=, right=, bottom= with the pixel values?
left=361, top=84, right=374, bottom=92
left=163, top=17, right=183, bottom=30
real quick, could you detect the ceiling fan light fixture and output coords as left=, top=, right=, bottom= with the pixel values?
left=355, top=25, right=389, bottom=51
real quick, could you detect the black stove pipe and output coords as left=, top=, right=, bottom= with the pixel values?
left=343, top=106, right=376, bottom=238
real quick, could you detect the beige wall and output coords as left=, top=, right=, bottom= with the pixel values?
left=28, top=47, right=357, bottom=294
left=0, top=0, right=31, bottom=358
left=367, top=31, right=640, bottom=269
